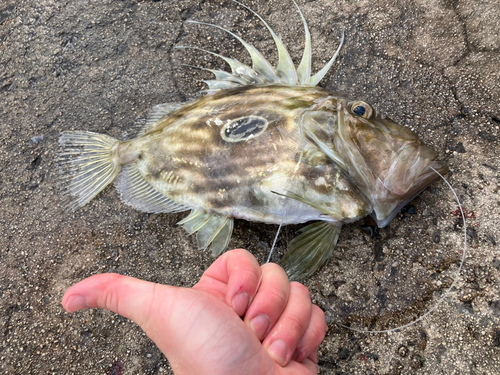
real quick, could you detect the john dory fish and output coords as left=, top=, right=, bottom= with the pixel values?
left=58, top=1, right=448, bottom=280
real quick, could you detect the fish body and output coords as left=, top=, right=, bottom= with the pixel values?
left=121, top=85, right=369, bottom=225
left=58, top=1, right=448, bottom=280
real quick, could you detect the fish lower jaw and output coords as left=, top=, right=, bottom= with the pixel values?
left=370, top=160, right=449, bottom=228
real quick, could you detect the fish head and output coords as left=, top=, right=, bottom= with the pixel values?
left=301, top=96, right=449, bottom=227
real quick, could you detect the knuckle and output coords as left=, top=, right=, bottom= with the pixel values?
left=310, top=307, right=327, bottom=341
left=266, top=262, right=287, bottom=277
left=228, top=248, right=247, bottom=256
left=312, top=320, right=326, bottom=343
left=312, top=305, right=327, bottom=330
left=286, top=311, right=308, bottom=334
left=100, top=287, right=120, bottom=312
left=267, top=286, right=288, bottom=307
left=290, top=282, right=311, bottom=300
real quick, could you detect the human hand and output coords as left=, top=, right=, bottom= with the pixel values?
left=62, top=249, right=327, bottom=375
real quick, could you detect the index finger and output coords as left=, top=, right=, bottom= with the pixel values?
left=193, top=248, right=262, bottom=316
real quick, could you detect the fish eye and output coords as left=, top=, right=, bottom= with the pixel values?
left=350, top=101, right=373, bottom=119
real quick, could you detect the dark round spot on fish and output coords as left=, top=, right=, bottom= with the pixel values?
left=221, top=115, right=268, bottom=142
left=353, top=105, right=366, bottom=116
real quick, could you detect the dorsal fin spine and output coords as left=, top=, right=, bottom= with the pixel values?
left=232, top=0, right=298, bottom=85
left=181, top=1, right=344, bottom=89
left=293, top=0, right=312, bottom=84
left=186, top=20, right=280, bottom=83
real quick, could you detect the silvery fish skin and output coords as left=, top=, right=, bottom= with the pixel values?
left=58, top=1, right=448, bottom=280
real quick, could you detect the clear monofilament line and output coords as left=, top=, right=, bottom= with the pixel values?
left=250, top=209, right=287, bottom=305
left=338, top=167, right=467, bottom=333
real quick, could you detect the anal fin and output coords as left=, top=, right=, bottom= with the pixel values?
left=114, top=164, right=188, bottom=214
left=178, top=210, right=234, bottom=256
left=280, top=221, right=342, bottom=281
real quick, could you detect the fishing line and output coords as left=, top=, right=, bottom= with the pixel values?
left=250, top=206, right=287, bottom=305
left=338, top=167, right=467, bottom=333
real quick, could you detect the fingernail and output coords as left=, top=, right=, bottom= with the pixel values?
left=268, top=340, right=288, bottom=366
left=250, top=314, right=270, bottom=340
left=232, top=292, right=249, bottom=316
left=65, top=295, right=88, bottom=312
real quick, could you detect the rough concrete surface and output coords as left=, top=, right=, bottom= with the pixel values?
left=0, top=0, right=499, bottom=374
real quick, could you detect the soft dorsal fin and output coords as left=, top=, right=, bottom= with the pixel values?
left=140, top=102, right=184, bottom=135
left=125, top=102, right=186, bottom=140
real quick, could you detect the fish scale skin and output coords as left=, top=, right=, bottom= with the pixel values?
left=142, top=85, right=335, bottom=135
left=115, top=85, right=370, bottom=224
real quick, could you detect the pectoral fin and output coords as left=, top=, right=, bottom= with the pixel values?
left=272, top=190, right=330, bottom=215
left=178, top=210, right=234, bottom=256
left=280, top=221, right=342, bottom=281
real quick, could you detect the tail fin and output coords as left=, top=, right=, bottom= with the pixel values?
left=58, top=131, right=121, bottom=211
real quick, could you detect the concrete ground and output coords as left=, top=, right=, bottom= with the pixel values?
left=0, top=0, right=499, bottom=373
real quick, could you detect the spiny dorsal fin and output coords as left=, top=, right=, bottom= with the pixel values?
left=202, top=79, right=241, bottom=90
left=280, top=221, right=342, bottom=281
left=294, top=0, right=312, bottom=84
left=176, top=46, right=265, bottom=85
left=233, top=0, right=298, bottom=84
left=182, top=1, right=344, bottom=90
left=114, top=164, right=188, bottom=214
left=186, top=20, right=280, bottom=83
left=307, top=29, right=345, bottom=86
left=182, top=64, right=253, bottom=86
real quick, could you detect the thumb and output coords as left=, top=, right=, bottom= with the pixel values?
left=62, top=273, right=176, bottom=330
left=61, top=273, right=266, bottom=374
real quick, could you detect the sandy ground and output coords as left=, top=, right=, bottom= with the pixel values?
left=1, top=0, right=499, bottom=374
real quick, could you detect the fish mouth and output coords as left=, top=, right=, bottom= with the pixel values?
left=372, top=159, right=449, bottom=227
left=332, top=112, right=449, bottom=228
left=367, top=117, right=450, bottom=227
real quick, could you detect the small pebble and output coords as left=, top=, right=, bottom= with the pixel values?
left=31, top=135, right=45, bottom=144
left=398, top=345, right=408, bottom=357
left=338, top=348, right=349, bottom=360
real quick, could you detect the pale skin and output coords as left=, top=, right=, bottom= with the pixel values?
left=62, top=249, right=327, bottom=375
